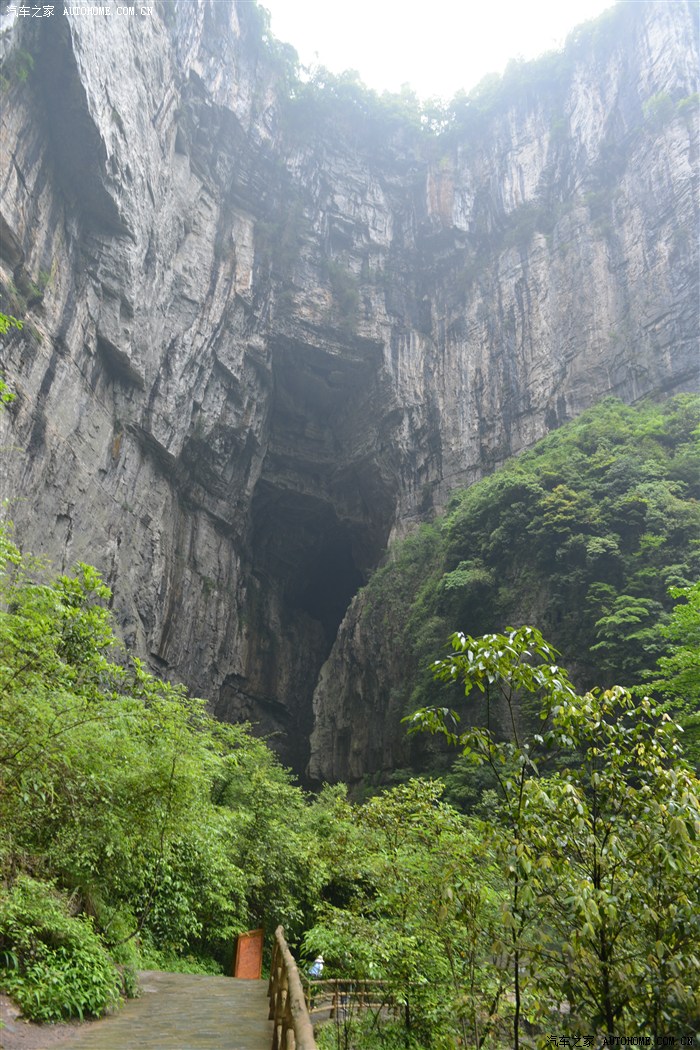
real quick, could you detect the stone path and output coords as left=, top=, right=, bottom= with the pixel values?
left=0, top=972, right=273, bottom=1050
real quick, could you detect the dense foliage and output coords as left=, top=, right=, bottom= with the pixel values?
left=263, top=0, right=698, bottom=180
left=639, top=579, right=700, bottom=766
left=303, top=779, right=505, bottom=1048
left=359, top=396, right=700, bottom=776
left=0, top=528, right=325, bottom=1018
left=1, top=394, right=698, bottom=1043
left=299, top=619, right=700, bottom=1048
left=0, top=877, right=122, bottom=1022
left=276, top=0, right=639, bottom=150
left=407, top=627, right=700, bottom=1045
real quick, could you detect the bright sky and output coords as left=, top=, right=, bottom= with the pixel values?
left=261, top=0, right=620, bottom=101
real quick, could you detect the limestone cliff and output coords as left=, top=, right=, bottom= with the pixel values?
left=0, top=0, right=697, bottom=778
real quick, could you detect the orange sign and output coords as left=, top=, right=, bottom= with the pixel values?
left=234, top=928, right=264, bottom=979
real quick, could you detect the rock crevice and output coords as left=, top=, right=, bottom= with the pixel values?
left=0, top=0, right=697, bottom=777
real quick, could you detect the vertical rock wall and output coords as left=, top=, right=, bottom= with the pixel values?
left=0, top=0, right=697, bottom=776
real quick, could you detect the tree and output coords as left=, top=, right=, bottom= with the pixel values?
left=0, top=533, right=247, bottom=969
left=0, top=311, right=23, bottom=336
left=640, top=580, right=700, bottom=765
left=351, top=396, right=700, bottom=754
left=513, top=685, right=700, bottom=1036
left=591, top=593, right=666, bottom=681
left=303, top=779, right=504, bottom=1049
left=0, top=527, right=322, bottom=1015
left=409, top=626, right=700, bottom=1042
left=0, top=309, right=18, bottom=409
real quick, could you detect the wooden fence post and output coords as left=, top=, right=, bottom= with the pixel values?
left=267, top=925, right=318, bottom=1050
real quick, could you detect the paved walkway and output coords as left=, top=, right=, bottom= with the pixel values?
left=45, top=972, right=273, bottom=1050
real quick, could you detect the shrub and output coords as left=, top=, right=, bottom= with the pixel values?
left=0, top=877, right=122, bottom=1021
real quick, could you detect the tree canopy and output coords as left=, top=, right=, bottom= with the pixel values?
left=0, top=528, right=324, bottom=1017
left=358, top=395, right=700, bottom=783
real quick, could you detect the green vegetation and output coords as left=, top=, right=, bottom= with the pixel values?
left=0, top=311, right=20, bottom=409
left=0, top=46, right=34, bottom=93
left=304, top=778, right=505, bottom=1048
left=283, top=67, right=424, bottom=147
left=639, top=580, right=700, bottom=766
left=3, top=263, right=55, bottom=314
left=0, top=312, right=23, bottom=337
left=408, top=627, right=700, bottom=1042
left=301, top=625, right=700, bottom=1047
left=359, top=396, right=700, bottom=760
left=642, top=91, right=698, bottom=131
left=1, top=393, right=698, bottom=1040
left=275, top=0, right=637, bottom=153
left=0, top=877, right=121, bottom=1022
left=643, top=92, right=675, bottom=129
left=0, top=530, right=325, bottom=1018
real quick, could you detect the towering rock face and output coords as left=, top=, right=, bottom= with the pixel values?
left=0, top=0, right=698, bottom=778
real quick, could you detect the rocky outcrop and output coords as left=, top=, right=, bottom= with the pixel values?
left=0, top=0, right=697, bottom=778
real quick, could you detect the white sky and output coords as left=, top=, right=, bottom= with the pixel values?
left=260, top=0, right=621, bottom=101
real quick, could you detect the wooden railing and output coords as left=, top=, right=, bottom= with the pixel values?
left=303, top=978, right=394, bottom=1019
left=268, top=925, right=318, bottom=1050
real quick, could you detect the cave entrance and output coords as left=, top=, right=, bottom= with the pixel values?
left=239, top=333, right=397, bottom=776
left=290, top=528, right=363, bottom=646
left=251, top=482, right=367, bottom=648
left=252, top=332, right=395, bottom=646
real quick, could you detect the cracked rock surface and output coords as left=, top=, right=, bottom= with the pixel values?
left=0, top=0, right=697, bottom=779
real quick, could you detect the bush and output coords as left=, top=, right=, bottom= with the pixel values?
left=0, top=877, right=122, bottom=1021
left=317, top=1013, right=426, bottom=1050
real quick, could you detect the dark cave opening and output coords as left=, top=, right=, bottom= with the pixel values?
left=251, top=481, right=368, bottom=648
left=288, top=526, right=364, bottom=646
left=217, top=479, right=373, bottom=780
left=238, top=333, right=398, bottom=775
left=252, top=333, right=395, bottom=646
